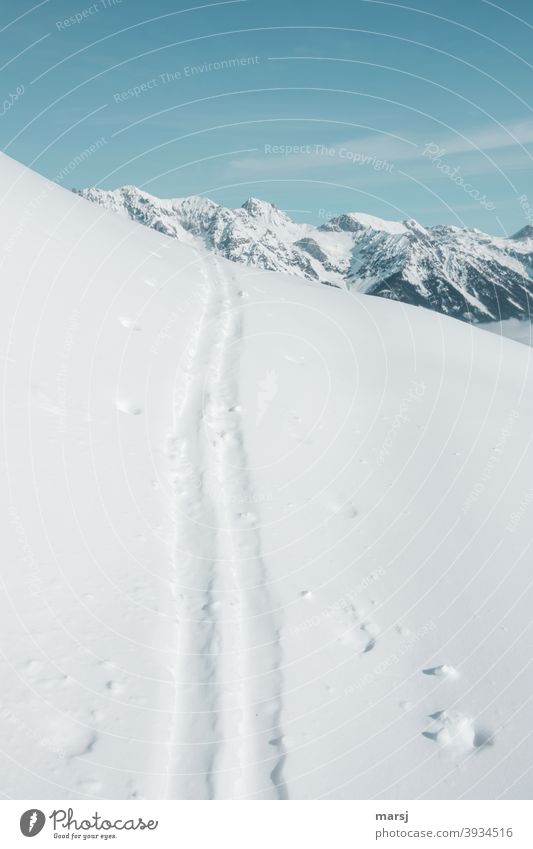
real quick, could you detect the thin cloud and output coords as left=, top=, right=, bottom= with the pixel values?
left=436, top=120, right=533, bottom=155
left=226, top=120, right=533, bottom=179
left=227, top=132, right=419, bottom=177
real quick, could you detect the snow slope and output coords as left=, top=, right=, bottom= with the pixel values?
left=76, top=186, right=533, bottom=326
left=2, top=154, right=533, bottom=800
left=484, top=319, right=533, bottom=347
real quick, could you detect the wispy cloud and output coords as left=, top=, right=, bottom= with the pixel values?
left=434, top=120, right=533, bottom=156
left=225, top=120, right=533, bottom=179
left=226, top=132, right=418, bottom=177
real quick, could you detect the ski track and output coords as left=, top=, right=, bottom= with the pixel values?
left=165, top=255, right=286, bottom=800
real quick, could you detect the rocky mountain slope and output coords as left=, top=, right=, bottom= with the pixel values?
left=76, top=186, right=533, bottom=323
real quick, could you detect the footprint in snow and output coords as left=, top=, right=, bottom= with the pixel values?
left=335, top=604, right=379, bottom=653
left=360, top=622, right=380, bottom=653
left=116, top=399, right=142, bottom=416
left=338, top=620, right=379, bottom=653
left=423, top=664, right=458, bottom=679
left=423, top=710, right=494, bottom=753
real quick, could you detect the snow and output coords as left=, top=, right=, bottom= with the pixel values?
left=1, top=152, right=533, bottom=800
left=483, top=319, right=533, bottom=347
left=321, top=211, right=407, bottom=236
left=344, top=212, right=408, bottom=235
left=77, top=186, right=533, bottom=329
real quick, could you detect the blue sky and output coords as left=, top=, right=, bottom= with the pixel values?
left=1, top=0, right=533, bottom=234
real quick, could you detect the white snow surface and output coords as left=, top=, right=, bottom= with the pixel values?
left=483, top=319, right=533, bottom=347
left=1, top=153, right=533, bottom=800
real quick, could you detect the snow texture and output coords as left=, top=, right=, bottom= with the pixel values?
left=1, top=153, right=533, bottom=800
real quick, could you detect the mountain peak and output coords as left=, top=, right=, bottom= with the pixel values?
left=76, top=184, right=533, bottom=325
left=242, top=196, right=276, bottom=214
left=510, top=224, right=533, bottom=241
left=240, top=197, right=290, bottom=223
left=320, top=212, right=406, bottom=235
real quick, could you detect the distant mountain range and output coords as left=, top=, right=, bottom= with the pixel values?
left=75, top=186, right=533, bottom=324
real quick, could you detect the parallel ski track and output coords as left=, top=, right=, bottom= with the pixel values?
left=165, top=255, right=285, bottom=799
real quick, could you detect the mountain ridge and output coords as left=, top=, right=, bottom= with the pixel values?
left=75, top=185, right=533, bottom=324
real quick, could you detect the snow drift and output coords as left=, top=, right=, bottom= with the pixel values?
left=1, top=153, right=533, bottom=800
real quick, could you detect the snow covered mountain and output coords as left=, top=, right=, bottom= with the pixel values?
left=76, top=185, right=533, bottom=323
left=2, top=153, right=533, bottom=800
